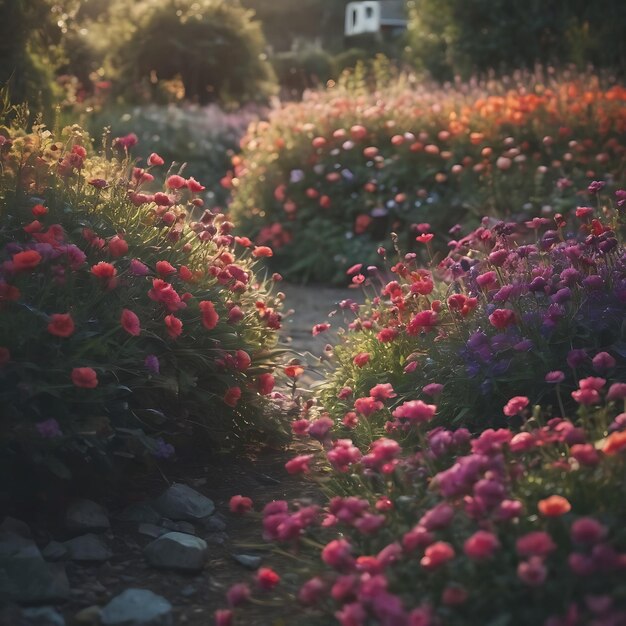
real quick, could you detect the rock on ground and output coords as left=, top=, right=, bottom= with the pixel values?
left=144, top=532, right=207, bottom=572
left=152, top=484, right=215, bottom=522
left=65, top=499, right=110, bottom=534
left=100, top=588, right=173, bottom=626
left=63, top=534, right=112, bottom=562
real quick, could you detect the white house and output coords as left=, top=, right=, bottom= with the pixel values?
left=345, top=1, right=407, bottom=37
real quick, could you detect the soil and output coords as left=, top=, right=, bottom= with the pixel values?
left=1, top=282, right=362, bottom=626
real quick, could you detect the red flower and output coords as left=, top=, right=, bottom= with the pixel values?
left=47, top=313, right=75, bottom=338
left=376, top=327, right=399, bottom=342
left=91, top=262, right=117, bottom=280
left=149, top=279, right=185, bottom=312
left=464, top=530, right=500, bottom=561
left=284, top=364, right=304, bottom=379
left=32, top=204, right=48, bottom=216
left=488, top=308, right=516, bottom=329
left=164, top=314, right=183, bottom=338
left=312, top=323, right=331, bottom=336
left=166, top=174, right=186, bottom=190
left=199, top=300, right=219, bottom=330
left=12, top=250, right=42, bottom=271
left=120, top=309, right=141, bottom=336
left=0, top=281, right=20, bottom=304
left=257, top=567, right=280, bottom=590
left=229, top=495, right=253, bottom=514
left=256, top=373, right=275, bottom=395
left=252, top=246, right=273, bottom=258
left=353, top=352, right=370, bottom=367
left=223, top=386, right=242, bottom=407
left=71, top=367, right=98, bottom=388
left=156, top=260, right=176, bottom=276
left=407, top=310, right=438, bottom=335
left=416, top=233, right=434, bottom=243
left=148, top=152, right=164, bottom=166
left=285, top=454, right=313, bottom=474
left=516, top=531, right=556, bottom=557
left=420, top=541, right=455, bottom=570
left=108, top=235, right=128, bottom=258
left=187, top=177, right=205, bottom=192
left=214, top=609, right=233, bottom=626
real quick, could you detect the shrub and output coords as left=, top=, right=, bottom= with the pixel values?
left=106, top=0, right=277, bottom=106
left=316, top=187, right=626, bottom=441
left=272, top=48, right=335, bottom=99
left=0, top=107, right=285, bottom=485
left=228, top=70, right=626, bottom=284
left=404, top=0, right=626, bottom=79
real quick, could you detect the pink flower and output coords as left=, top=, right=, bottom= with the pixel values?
left=571, top=388, right=600, bottom=405
left=579, top=376, right=606, bottom=391
left=488, top=308, right=516, bottom=329
left=354, top=513, right=386, bottom=534
left=406, top=310, right=438, bottom=335
left=229, top=495, right=253, bottom=514
left=108, top=235, right=128, bottom=258
left=464, top=530, right=500, bottom=560
left=322, top=539, right=355, bottom=571
left=308, top=416, right=333, bottom=441
left=422, top=383, right=443, bottom=397
left=71, top=367, right=98, bottom=389
left=120, top=309, right=141, bottom=336
left=327, top=439, right=362, bottom=472
left=226, top=583, right=250, bottom=607
left=164, top=314, right=183, bottom=339
left=256, top=373, right=275, bottom=395
left=571, top=517, right=607, bottom=544
left=517, top=557, right=547, bottom=586
left=129, top=259, right=150, bottom=276
left=156, top=260, right=176, bottom=276
left=607, top=383, right=626, bottom=401
left=298, top=577, right=326, bottom=606
left=402, top=525, right=434, bottom=552
left=354, top=396, right=383, bottom=417
left=503, top=395, right=529, bottom=417
left=285, top=454, right=313, bottom=474
left=214, top=609, right=232, bottom=626
left=570, top=443, right=600, bottom=466
left=592, top=351, right=616, bottom=372
left=420, top=541, right=455, bottom=570
left=516, top=531, right=556, bottom=557
left=392, top=400, right=436, bottom=423
left=148, top=152, right=165, bottom=166
left=369, top=383, right=396, bottom=400
left=376, top=327, right=399, bottom=342
left=199, top=300, right=219, bottom=330
left=419, top=503, right=454, bottom=530
left=545, top=370, right=565, bottom=383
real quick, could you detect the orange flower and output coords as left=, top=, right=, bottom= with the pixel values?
left=284, top=364, right=304, bottom=379
left=252, top=246, right=273, bottom=258
left=12, top=250, right=42, bottom=272
left=602, top=431, right=626, bottom=455
left=47, top=313, right=75, bottom=338
left=71, top=367, right=98, bottom=388
left=538, top=495, right=571, bottom=517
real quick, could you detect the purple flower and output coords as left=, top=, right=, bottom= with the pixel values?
left=153, top=438, right=175, bottom=459
left=130, top=259, right=150, bottom=276
left=144, top=354, right=160, bottom=374
left=567, top=349, right=587, bottom=369
left=545, top=370, right=565, bottom=383
left=588, top=180, right=606, bottom=194
left=36, top=418, right=62, bottom=438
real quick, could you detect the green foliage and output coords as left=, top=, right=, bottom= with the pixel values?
left=405, top=0, right=626, bottom=79
left=107, top=0, right=277, bottom=106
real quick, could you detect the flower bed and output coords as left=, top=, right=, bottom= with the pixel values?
left=228, top=72, right=626, bottom=283
left=215, top=191, right=626, bottom=626
left=0, top=114, right=285, bottom=484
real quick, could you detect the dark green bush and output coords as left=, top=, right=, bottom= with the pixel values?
left=108, top=0, right=277, bottom=106
left=405, top=0, right=626, bottom=80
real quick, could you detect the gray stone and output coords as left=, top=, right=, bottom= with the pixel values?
left=66, top=499, right=110, bottom=534
left=232, top=553, right=262, bottom=569
left=115, top=503, right=162, bottom=525
left=153, top=484, right=214, bottom=522
left=160, top=519, right=196, bottom=535
left=144, top=532, right=207, bottom=572
left=0, top=517, right=32, bottom=539
left=64, top=534, right=112, bottom=562
left=201, top=514, right=226, bottom=533
left=205, top=532, right=228, bottom=545
left=100, top=588, right=173, bottom=626
left=180, top=585, right=197, bottom=598
left=41, top=541, right=67, bottom=562
left=0, top=532, right=70, bottom=604
left=137, top=524, right=168, bottom=539
left=21, top=607, right=65, bottom=626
